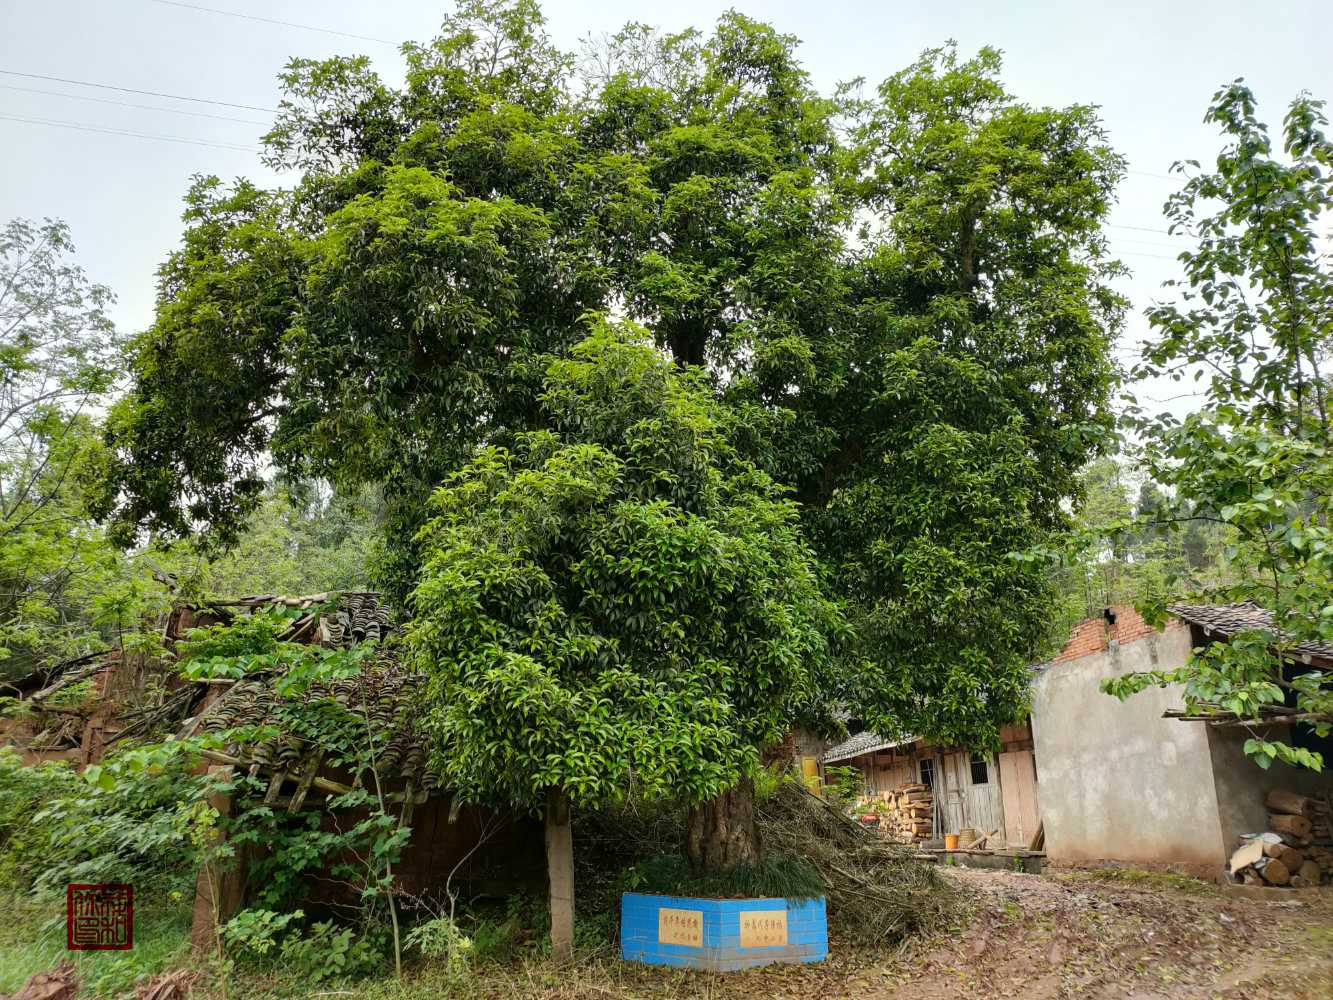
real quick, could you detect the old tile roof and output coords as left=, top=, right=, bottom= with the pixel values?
left=1169, top=601, right=1333, bottom=663
left=823, top=731, right=914, bottom=763
left=184, top=591, right=439, bottom=791
left=201, top=658, right=440, bottom=792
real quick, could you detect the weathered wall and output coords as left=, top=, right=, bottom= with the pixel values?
left=1207, top=727, right=1333, bottom=851
left=1030, top=620, right=1228, bottom=870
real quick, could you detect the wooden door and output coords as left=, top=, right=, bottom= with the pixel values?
left=963, top=755, right=1004, bottom=837
left=998, top=749, right=1041, bottom=847
left=940, top=752, right=1005, bottom=837
left=940, top=753, right=968, bottom=834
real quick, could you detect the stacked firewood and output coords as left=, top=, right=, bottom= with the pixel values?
left=865, top=783, right=934, bottom=844
left=1228, top=788, right=1332, bottom=888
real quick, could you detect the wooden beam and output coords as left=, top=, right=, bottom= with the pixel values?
left=200, top=748, right=355, bottom=798
left=289, top=750, right=325, bottom=813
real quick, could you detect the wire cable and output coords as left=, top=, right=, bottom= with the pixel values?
left=146, top=0, right=396, bottom=46
left=0, top=113, right=259, bottom=152
left=0, top=84, right=268, bottom=125
left=0, top=69, right=278, bottom=113
left=1107, top=223, right=1190, bottom=238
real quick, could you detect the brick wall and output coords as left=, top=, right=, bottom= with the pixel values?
left=1052, top=604, right=1183, bottom=664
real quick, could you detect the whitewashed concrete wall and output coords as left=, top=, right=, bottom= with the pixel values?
left=1029, top=626, right=1228, bottom=870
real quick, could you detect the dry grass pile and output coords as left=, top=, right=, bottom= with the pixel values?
left=574, top=776, right=958, bottom=947
left=757, top=779, right=959, bottom=944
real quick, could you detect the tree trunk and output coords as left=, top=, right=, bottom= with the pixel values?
left=686, top=776, right=760, bottom=873
left=544, top=786, right=574, bottom=963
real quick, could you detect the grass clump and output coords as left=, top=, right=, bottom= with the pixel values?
left=622, top=853, right=824, bottom=900
left=1081, top=867, right=1217, bottom=895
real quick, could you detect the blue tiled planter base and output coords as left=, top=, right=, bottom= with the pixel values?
left=620, top=892, right=828, bottom=972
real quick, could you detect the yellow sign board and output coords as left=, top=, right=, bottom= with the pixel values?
left=657, top=907, right=703, bottom=947
left=739, top=909, right=788, bottom=948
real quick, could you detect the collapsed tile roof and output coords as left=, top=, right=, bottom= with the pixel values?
left=182, top=591, right=441, bottom=794
left=1169, top=601, right=1333, bottom=664
left=200, top=660, right=441, bottom=794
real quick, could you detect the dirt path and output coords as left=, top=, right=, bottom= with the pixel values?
left=549, top=867, right=1333, bottom=1000
left=867, top=867, right=1333, bottom=1000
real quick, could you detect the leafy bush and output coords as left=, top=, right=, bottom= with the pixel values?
left=823, top=764, right=864, bottom=809
left=405, top=915, right=473, bottom=975
left=0, top=747, right=204, bottom=896
left=280, top=920, right=384, bottom=982
left=222, top=908, right=305, bottom=960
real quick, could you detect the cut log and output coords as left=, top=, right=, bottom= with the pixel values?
left=1298, top=860, right=1321, bottom=883
left=1260, top=858, right=1291, bottom=886
left=1269, top=814, right=1312, bottom=838
left=1266, top=788, right=1316, bottom=817
left=1241, top=869, right=1264, bottom=886
left=1281, top=846, right=1305, bottom=870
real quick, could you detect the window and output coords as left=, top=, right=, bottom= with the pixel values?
left=918, top=757, right=935, bottom=789
left=970, top=753, right=989, bottom=785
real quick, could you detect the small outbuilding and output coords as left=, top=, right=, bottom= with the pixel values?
left=826, top=603, right=1333, bottom=876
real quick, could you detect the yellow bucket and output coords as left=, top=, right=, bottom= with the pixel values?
left=944, top=833, right=960, bottom=851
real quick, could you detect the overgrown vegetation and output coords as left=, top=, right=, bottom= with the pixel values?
left=6, top=0, right=1331, bottom=995
left=1105, top=83, right=1333, bottom=770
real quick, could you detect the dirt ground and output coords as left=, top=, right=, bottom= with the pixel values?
left=500, top=866, right=1333, bottom=1000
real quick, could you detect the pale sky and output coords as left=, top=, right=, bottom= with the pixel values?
left=3, top=0, right=1331, bottom=416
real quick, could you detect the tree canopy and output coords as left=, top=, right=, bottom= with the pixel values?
left=407, top=324, right=844, bottom=813
left=98, top=1, right=1125, bottom=755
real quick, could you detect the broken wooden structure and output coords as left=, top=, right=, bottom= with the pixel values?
left=3, top=591, right=544, bottom=951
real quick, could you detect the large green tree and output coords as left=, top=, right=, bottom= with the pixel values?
left=0, top=218, right=144, bottom=679
left=1107, top=83, right=1333, bottom=770
left=408, top=325, right=845, bottom=956
left=99, top=3, right=1123, bottom=863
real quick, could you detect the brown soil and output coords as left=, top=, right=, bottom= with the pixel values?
left=479, top=866, right=1333, bottom=999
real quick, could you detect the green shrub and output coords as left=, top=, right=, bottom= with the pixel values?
left=280, top=920, right=384, bottom=982
left=0, top=747, right=204, bottom=897
left=405, top=915, right=473, bottom=975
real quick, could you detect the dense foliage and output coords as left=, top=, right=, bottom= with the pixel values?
left=98, top=1, right=1124, bottom=756
left=407, top=325, right=845, bottom=814
left=1105, top=83, right=1333, bottom=770
left=1049, top=456, right=1228, bottom=645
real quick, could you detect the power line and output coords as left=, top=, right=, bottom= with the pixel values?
left=1111, top=236, right=1188, bottom=251
left=0, top=70, right=278, bottom=113
left=0, top=113, right=260, bottom=152
left=146, top=0, right=397, bottom=46
left=1116, top=250, right=1181, bottom=261
left=1126, top=168, right=1175, bottom=181
left=1107, top=223, right=1192, bottom=238
left=0, top=84, right=268, bottom=126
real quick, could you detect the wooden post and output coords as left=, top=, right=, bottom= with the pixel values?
left=191, top=765, right=246, bottom=955
left=545, top=786, right=574, bottom=964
